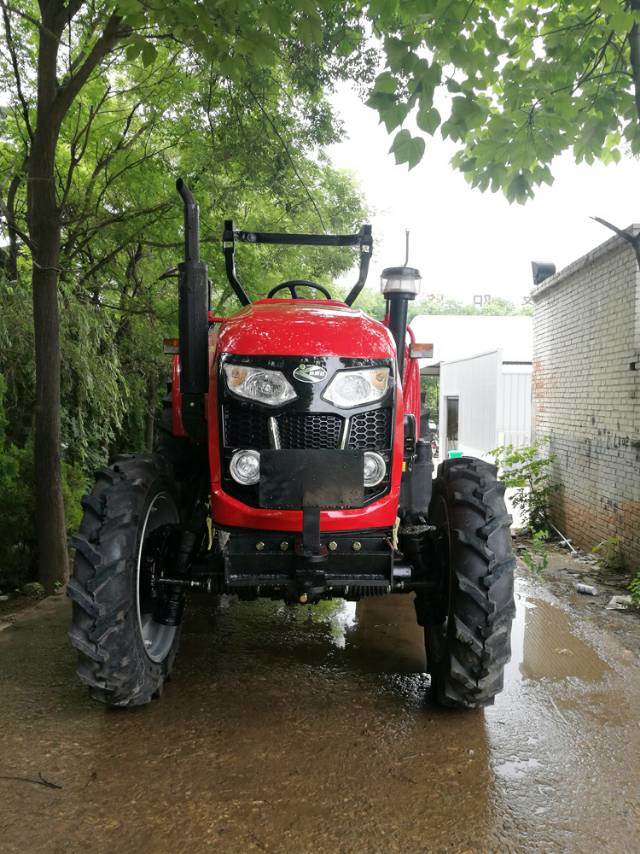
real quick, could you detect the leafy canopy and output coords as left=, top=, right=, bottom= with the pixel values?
left=367, top=1, right=640, bottom=201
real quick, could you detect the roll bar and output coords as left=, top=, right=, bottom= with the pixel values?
left=222, top=221, right=373, bottom=306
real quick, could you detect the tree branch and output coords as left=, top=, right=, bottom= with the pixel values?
left=630, top=0, right=640, bottom=122
left=53, top=13, right=126, bottom=124
left=0, top=0, right=34, bottom=140
left=246, top=84, right=327, bottom=233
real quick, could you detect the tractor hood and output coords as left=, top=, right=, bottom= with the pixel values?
left=216, top=299, right=396, bottom=359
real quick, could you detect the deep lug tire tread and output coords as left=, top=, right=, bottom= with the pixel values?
left=427, top=456, right=516, bottom=709
left=68, top=454, right=181, bottom=707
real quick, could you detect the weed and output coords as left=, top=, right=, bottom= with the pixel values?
left=520, top=529, right=549, bottom=574
left=491, top=440, right=557, bottom=533
left=592, top=537, right=626, bottom=573
left=629, top=574, right=640, bottom=607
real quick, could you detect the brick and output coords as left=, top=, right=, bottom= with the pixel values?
left=532, top=230, right=640, bottom=565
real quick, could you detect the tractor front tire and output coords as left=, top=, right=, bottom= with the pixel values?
left=68, top=454, right=182, bottom=707
left=423, top=457, right=516, bottom=709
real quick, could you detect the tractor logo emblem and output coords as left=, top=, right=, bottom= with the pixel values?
left=293, top=363, right=326, bottom=383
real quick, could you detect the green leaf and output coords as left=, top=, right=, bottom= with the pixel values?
left=389, top=129, right=425, bottom=169
left=125, top=39, right=143, bottom=61
left=372, top=71, right=397, bottom=95
left=416, top=106, right=440, bottom=134
left=141, top=42, right=157, bottom=68
left=381, top=102, right=410, bottom=132
left=297, top=15, right=323, bottom=45
left=506, top=172, right=532, bottom=204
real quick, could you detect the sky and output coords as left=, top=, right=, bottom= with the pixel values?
left=327, top=82, right=640, bottom=305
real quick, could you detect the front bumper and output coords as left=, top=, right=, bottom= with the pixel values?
left=220, top=528, right=396, bottom=600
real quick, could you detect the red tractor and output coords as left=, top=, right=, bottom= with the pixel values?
left=69, top=180, right=516, bottom=709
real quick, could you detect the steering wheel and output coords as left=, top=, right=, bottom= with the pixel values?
left=267, top=279, right=332, bottom=300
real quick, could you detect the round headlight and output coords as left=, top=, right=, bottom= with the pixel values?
left=333, top=373, right=370, bottom=405
left=363, top=451, right=386, bottom=487
left=244, top=370, right=289, bottom=404
left=223, top=364, right=297, bottom=407
left=230, top=449, right=260, bottom=485
left=322, top=367, right=390, bottom=409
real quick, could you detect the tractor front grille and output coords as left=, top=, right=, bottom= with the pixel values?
left=348, top=409, right=391, bottom=450
left=222, top=405, right=392, bottom=452
left=223, top=407, right=270, bottom=449
left=278, top=412, right=343, bottom=449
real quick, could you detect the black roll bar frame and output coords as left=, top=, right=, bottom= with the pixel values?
left=222, top=221, right=373, bottom=306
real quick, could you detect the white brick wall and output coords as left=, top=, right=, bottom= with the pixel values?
left=532, top=227, right=640, bottom=567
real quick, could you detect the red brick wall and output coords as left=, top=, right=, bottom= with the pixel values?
left=532, top=232, right=640, bottom=566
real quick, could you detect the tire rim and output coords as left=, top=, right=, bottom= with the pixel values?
left=136, top=491, right=179, bottom=663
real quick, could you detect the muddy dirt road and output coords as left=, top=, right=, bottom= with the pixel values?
left=1, top=576, right=639, bottom=853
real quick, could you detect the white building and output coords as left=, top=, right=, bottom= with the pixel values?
left=438, top=349, right=532, bottom=459
left=410, top=315, right=533, bottom=459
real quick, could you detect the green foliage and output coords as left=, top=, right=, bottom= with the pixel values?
left=629, top=573, right=640, bottom=606
left=491, top=440, right=557, bottom=533
left=0, top=375, right=87, bottom=591
left=367, top=2, right=640, bottom=201
left=335, top=289, right=531, bottom=320
left=420, top=376, right=439, bottom=423
left=592, top=537, right=626, bottom=573
left=21, top=582, right=46, bottom=600
left=0, top=3, right=371, bottom=586
left=408, top=295, right=532, bottom=320
left=520, top=530, right=550, bottom=575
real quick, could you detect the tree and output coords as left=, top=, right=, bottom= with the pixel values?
left=368, top=1, right=640, bottom=201
left=0, top=0, right=372, bottom=591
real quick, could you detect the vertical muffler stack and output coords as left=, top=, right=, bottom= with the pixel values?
left=176, top=179, right=209, bottom=437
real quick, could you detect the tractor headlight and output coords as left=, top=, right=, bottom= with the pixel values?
left=229, top=449, right=260, bottom=485
left=363, top=452, right=386, bottom=487
left=322, top=367, right=390, bottom=409
left=224, top=364, right=296, bottom=407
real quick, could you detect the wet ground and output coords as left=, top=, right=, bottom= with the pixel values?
left=1, top=572, right=639, bottom=853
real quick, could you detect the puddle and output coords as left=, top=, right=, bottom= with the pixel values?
left=320, top=587, right=610, bottom=687
left=209, top=585, right=610, bottom=688
left=506, top=591, right=610, bottom=684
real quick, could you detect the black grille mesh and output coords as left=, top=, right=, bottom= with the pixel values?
left=277, top=413, right=342, bottom=449
left=348, top=409, right=391, bottom=450
left=223, top=408, right=270, bottom=449
left=223, top=405, right=392, bottom=452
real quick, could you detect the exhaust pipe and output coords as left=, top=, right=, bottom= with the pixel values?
left=176, top=179, right=209, bottom=399
left=175, top=179, right=209, bottom=441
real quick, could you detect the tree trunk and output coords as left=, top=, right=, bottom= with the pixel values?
left=23, top=3, right=124, bottom=592
left=28, top=12, right=68, bottom=593
left=31, top=244, right=68, bottom=593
